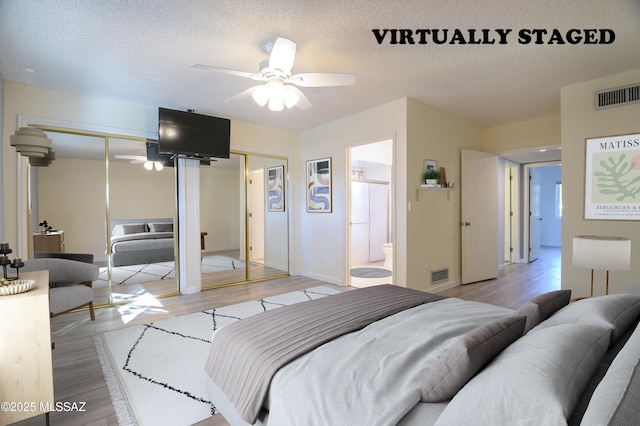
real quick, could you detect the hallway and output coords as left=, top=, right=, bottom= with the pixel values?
left=441, top=246, right=561, bottom=310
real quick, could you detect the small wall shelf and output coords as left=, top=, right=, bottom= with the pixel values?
left=416, top=185, right=460, bottom=202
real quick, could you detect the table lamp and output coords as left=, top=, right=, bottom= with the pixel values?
left=572, top=235, right=631, bottom=297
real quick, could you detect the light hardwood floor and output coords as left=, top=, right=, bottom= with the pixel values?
left=13, top=247, right=560, bottom=426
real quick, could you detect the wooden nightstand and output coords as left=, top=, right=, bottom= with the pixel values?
left=33, top=231, right=65, bottom=253
left=0, top=270, right=54, bottom=425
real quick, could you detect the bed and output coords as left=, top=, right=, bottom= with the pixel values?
left=204, top=284, right=640, bottom=426
left=109, top=218, right=175, bottom=267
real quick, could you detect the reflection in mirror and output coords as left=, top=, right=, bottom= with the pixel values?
left=32, top=132, right=109, bottom=305
left=200, top=153, right=247, bottom=287
left=107, top=138, right=178, bottom=303
left=247, top=155, right=289, bottom=280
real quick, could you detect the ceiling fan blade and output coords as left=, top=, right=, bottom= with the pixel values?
left=226, top=85, right=262, bottom=103
left=190, top=64, right=265, bottom=81
left=287, top=86, right=312, bottom=110
left=288, top=72, right=357, bottom=87
left=114, top=154, right=146, bottom=161
left=269, top=38, right=296, bottom=74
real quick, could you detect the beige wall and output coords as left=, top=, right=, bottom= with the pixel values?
left=37, top=157, right=175, bottom=261
left=200, top=166, right=241, bottom=253
left=406, top=98, right=484, bottom=291
left=561, top=68, right=640, bottom=297
left=299, top=98, right=408, bottom=286
left=483, top=115, right=561, bottom=153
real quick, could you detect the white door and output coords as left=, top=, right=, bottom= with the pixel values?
left=529, top=167, right=542, bottom=262
left=369, top=183, right=389, bottom=262
left=350, top=181, right=370, bottom=265
left=461, top=149, right=499, bottom=284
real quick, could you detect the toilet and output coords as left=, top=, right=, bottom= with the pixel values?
left=383, top=243, right=393, bottom=269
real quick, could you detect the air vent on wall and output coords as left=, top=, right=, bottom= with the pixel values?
left=594, top=83, right=640, bottom=110
left=431, top=267, right=449, bottom=284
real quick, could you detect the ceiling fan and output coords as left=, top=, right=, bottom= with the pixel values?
left=114, top=154, right=164, bottom=170
left=191, top=37, right=356, bottom=111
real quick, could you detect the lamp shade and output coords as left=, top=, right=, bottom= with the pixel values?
left=573, top=235, right=631, bottom=271
left=10, top=127, right=52, bottom=157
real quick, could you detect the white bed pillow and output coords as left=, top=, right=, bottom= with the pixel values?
left=434, top=323, right=611, bottom=426
left=531, top=294, right=640, bottom=342
left=581, top=323, right=640, bottom=426
left=112, top=223, right=148, bottom=236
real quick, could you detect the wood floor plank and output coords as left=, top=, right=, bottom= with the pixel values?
left=11, top=248, right=560, bottom=425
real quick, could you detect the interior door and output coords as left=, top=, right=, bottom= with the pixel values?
left=461, top=149, right=499, bottom=284
left=369, top=183, right=388, bottom=262
left=350, top=181, right=370, bottom=265
left=529, top=167, right=542, bottom=262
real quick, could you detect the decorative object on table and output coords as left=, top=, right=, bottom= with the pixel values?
left=439, top=167, right=447, bottom=186
left=0, top=279, right=36, bottom=296
left=423, top=169, right=441, bottom=186
left=10, top=257, right=25, bottom=280
left=306, top=157, right=332, bottom=212
left=267, top=165, right=285, bottom=212
left=38, top=220, right=53, bottom=233
left=583, top=132, right=640, bottom=220
left=1, top=242, right=14, bottom=280
left=572, top=235, right=631, bottom=297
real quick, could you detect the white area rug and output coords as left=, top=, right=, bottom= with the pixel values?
left=93, top=285, right=342, bottom=426
left=95, top=255, right=246, bottom=287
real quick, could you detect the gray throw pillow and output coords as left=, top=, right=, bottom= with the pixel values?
left=148, top=222, right=173, bottom=233
left=122, top=223, right=147, bottom=234
left=420, top=315, right=526, bottom=402
left=514, top=290, right=571, bottom=333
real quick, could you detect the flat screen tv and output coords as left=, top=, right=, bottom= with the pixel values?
left=158, top=107, right=230, bottom=159
left=146, top=141, right=175, bottom=167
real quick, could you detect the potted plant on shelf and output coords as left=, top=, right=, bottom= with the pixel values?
left=423, top=169, right=441, bottom=186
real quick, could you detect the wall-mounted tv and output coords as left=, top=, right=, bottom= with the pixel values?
left=146, top=141, right=175, bottom=167
left=158, top=107, right=230, bottom=160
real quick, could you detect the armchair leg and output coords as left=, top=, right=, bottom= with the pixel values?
left=89, top=301, right=95, bottom=321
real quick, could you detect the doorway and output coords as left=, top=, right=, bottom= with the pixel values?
left=524, top=162, right=562, bottom=263
left=348, top=139, right=394, bottom=288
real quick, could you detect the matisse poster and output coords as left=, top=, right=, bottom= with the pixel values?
left=584, top=132, right=640, bottom=220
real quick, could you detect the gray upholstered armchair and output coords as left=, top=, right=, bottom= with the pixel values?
left=22, top=258, right=99, bottom=320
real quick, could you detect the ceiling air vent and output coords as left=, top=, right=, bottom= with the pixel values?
left=431, top=267, right=449, bottom=285
left=595, top=83, right=640, bottom=110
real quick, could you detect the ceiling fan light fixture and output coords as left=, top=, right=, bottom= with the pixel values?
left=143, top=161, right=154, bottom=170
left=154, top=162, right=164, bottom=171
left=268, top=37, right=296, bottom=74
left=268, top=95, right=284, bottom=112
left=283, top=85, right=300, bottom=109
left=252, top=85, right=270, bottom=107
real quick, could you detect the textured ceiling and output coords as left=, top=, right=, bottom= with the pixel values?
left=1, top=0, right=639, bottom=134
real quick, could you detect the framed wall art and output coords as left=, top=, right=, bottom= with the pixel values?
left=584, top=132, right=640, bottom=220
left=425, top=159, right=437, bottom=172
left=306, top=157, right=332, bottom=213
left=267, top=165, right=285, bottom=212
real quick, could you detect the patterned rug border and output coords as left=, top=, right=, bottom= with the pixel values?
left=94, top=286, right=342, bottom=425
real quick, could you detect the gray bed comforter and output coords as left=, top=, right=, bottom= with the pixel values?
left=205, top=285, right=446, bottom=424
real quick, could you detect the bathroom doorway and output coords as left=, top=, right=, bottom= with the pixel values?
left=348, top=139, right=394, bottom=288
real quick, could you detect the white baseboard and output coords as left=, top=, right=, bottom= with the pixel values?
left=300, top=270, right=345, bottom=286
left=428, top=279, right=461, bottom=294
